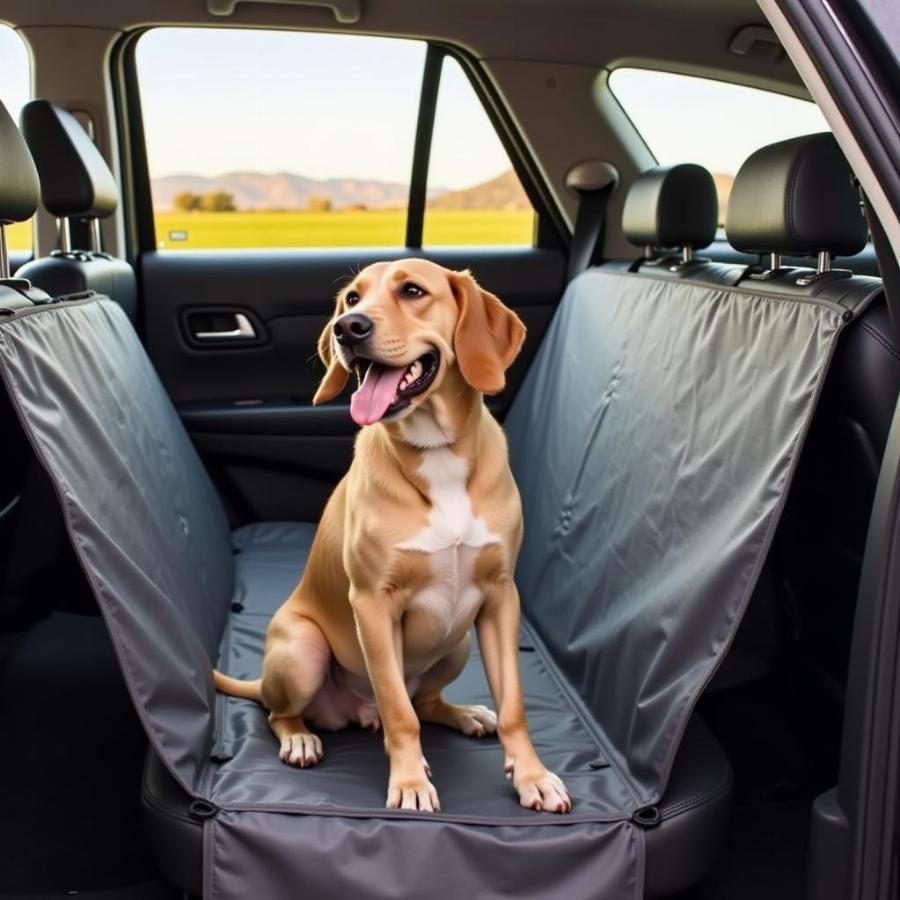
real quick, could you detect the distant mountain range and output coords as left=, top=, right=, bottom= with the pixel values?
left=151, top=168, right=531, bottom=212
left=152, top=167, right=733, bottom=224
left=427, top=169, right=529, bottom=211
left=151, top=171, right=414, bottom=211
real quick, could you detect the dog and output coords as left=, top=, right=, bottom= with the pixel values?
left=214, top=259, right=571, bottom=814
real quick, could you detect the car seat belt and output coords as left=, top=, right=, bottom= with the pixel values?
left=565, top=161, right=618, bottom=282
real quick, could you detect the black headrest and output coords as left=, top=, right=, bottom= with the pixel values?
left=20, top=100, right=118, bottom=219
left=622, top=164, right=718, bottom=250
left=726, top=132, right=866, bottom=257
left=0, top=100, right=40, bottom=224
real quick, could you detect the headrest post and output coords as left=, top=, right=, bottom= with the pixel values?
left=817, top=250, right=831, bottom=274
left=89, top=218, right=102, bottom=253
left=0, top=223, right=9, bottom=280
left=770, top=253, right=781, bottom=270
left=644, top=245, right=653, bottom=260
left=681, top=246, right=693, bottom=264
left=57, top=217, right=71, bottom=255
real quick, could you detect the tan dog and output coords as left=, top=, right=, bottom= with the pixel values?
left=215, top=259, right=571, bottom=814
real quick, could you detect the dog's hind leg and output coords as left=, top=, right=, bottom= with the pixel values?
left=261, top=615, right=331, bottom=768
left=412, top=633, right=498, bottom=738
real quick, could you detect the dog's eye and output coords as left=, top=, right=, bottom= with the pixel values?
left=345, top=290, right=360, bottom=307
left=399, top=282, right=426, bottom=299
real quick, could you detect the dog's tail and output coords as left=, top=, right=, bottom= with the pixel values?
left=213, top=670, right=263, bottom=703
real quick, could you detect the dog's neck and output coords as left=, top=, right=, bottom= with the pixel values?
left=380, top=368, right=485, bottom=466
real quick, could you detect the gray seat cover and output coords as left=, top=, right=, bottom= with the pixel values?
left=505, top=270, right=845, bottom=803
left=0, top=299, right=232, bottom=790
left=0, top=271, right=845, bottom=899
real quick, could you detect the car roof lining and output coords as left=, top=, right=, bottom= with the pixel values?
left=0, top=0, right=810, bottom=99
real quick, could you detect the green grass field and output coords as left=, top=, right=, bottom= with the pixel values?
left=6, top=209, right=535, bottom=254
left=153, top=208, right=534, bottom=249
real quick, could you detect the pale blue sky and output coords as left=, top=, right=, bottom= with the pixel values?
left=136, top=28, right=513, bottom=190
left=0, top=24, right=30, bottom=120
left=609, top=68, right=828, bottom=175
left=0, top=24, right=830, bottom=190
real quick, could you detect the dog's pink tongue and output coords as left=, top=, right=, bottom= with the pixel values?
left=350, top=362, right=407, bottom=426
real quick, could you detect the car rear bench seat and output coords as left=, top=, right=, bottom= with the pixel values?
left=610, top=142, right=898, bottom=695
left=0, top=122, right=883, bottom=899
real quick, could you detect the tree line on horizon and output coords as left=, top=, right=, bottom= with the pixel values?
left=173, top=189, right=339, bottom=213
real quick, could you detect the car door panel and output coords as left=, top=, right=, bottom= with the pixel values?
left=140, top=246, right=565, bottom=523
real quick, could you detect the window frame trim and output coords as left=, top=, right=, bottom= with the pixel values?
left=112, top=26, right=566, bottom=256
left=405, top=43, right=444, bottom=249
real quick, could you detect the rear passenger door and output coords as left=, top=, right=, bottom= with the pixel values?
left=123, top=29, right=566, bottom=525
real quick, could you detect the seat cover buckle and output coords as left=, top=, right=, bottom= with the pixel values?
left=632, top=805, right=662, bottom=828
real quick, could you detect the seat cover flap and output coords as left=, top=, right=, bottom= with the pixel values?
left=0, top=298, right=233, bottom=793
left=505, top=270, right=844, bottom=802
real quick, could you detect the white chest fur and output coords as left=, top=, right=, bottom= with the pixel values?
left=398, top=447, right=500, bottom=635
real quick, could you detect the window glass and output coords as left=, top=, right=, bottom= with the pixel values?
left=136, top=28, right=425, bottom=249
left=423, top=56, right=534, bottom=246
left=608, top=68, right=829, bottom=224
left=0, top=23, right=33, bottom=253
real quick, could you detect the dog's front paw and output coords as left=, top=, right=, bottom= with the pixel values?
left=505, top=758, right=572, bottom=814
left=386, top=765, right=441, bottom=813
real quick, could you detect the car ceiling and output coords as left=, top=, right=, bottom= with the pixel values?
left=0, top=0, right=808, bottom=97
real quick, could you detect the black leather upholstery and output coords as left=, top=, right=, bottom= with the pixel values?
left=726, top=132, right=867, bottom=257
left=0, top=100, right=43, bottom=620
left=776, top=291, right=899, bottom=687
left=622, top=163, right=718, bottom=250
left=20, top=100, right=118, bottom=219
left=714, top=134, right=897, bottom=702
left=0, top=100, right=40, bottom=224
left=632, top=257, right=749, bottom=286
left=17, top=254, right=138, bottom=324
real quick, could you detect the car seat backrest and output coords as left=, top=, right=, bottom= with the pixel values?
left=502, top=146, right=863, bottom=800
left=0, top=295, right=234, bottom=781
left=0, top=99, right=42, bottom=306
left=725, top=132, right=898, bottom=688
left=0, top=99, right=45, bottom=616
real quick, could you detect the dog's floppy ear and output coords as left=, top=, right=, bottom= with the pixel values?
left=312, top=312, right=349, bottom=405
left=450, top=270, right=526, bottom=394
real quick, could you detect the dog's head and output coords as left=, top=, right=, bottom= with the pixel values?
left=313, top=259, right=526, bottom=427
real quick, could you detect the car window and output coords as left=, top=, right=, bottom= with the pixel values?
left=423, top=56, right=534, bottom=246
left=136, top=28, right=425, bottom=250
left=0, top=23, right=33, bottom=254
left=136, top=29, right=534, bottom=251
left=608, top=68, right=829, bottom=225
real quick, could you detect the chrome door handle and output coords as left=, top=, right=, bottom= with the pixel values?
left=194, top=313, right=257, bottom=340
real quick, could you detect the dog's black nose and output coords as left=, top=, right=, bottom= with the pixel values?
left=333, top=313, right=373, bottom=347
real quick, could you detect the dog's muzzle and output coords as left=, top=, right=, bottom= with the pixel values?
left=334, top=313, right=373, bottom=348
